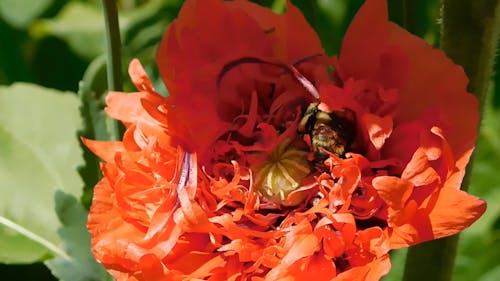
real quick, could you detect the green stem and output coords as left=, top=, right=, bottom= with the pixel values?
left=101, top=0, right=125, bottom=139
left=389, top=0, right=424, bottom=36
left=403, top=236, right=459, bottom=281
left=441, top=0, right=500, bottom=121
left=102, top=0, right=123, bottom=91
left=402, top=1, right=500, bottom=281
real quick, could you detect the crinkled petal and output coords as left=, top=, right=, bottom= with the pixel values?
left=334, top=254, right=391, bottom=281
left=82, top=138, right=124, bottom=163
left=372, top=176, right=412, bottom=211
left=338, top=0, right=389, bottom=81
left=228, top=0, right=324, bottom=62
left=339, top=0, right=479, bottom=176
left=425, top=187, right=486, bottom=240
left=389, top=186, right=486, bottom=248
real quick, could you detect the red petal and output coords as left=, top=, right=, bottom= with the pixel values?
left=426, top=187, right=486, bottom=239
left=372, top=176, right=412, bottom=211
left=87, top=179, right=149, bottom=267
left=156, top=0, right=326, bottom=155
left=136, top=254, right=165, bottom=281
left=82, top=138, right=123, bottom=163
left=338, top=0, right=389, bottom=81
left=286, top=254, right=337, bottom=281
left=188, top=254, right=226, bottom=279
left=227, top=0, right=324, bottom=63
left=334, top=254, right=391, bottom=281
left=339, top=0, right=479, bottom=174
left=129, top=59, right=155, bottom=93
left=265, top=234, right=320, bottom=280
left=389, top=186, right=486, bottom=248
left=363, top=113, right=393, bottom=150
left=105, top=91, right=157, bottom=126
left=401, top=147, right=441, bottom=187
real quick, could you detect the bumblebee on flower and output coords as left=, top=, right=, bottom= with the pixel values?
left=84, top=0, right=486, bottom=280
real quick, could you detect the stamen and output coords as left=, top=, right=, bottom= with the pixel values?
left=291, top=53, right=323, bottom=67
left=177, top=151, right=197, bottom=199
left=290, top=66, right=319, bottom=98
left=217, top=57, right=290, bottom=88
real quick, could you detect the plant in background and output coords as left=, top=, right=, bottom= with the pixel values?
left=84, top=0, right=487, bottom=280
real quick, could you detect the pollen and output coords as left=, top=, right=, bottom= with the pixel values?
left=253, top=139, right=311, bottom=204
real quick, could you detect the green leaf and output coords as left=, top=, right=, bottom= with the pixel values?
left=0, top=83, right=83, bottom=263
left=77, top=55, right=116, bottom=209
left=122, top=0, right=181, bottom=48
left=29, top=0, right=181, bottom=61
left=30, top=2, right=122, bottom=60
left=478, top=265, right=500, bottom=281
left=0, top=225, right=52, bottom=264
left=0, top=0, right=54, bottom=28
left=45, top=192, right=111, bottom=281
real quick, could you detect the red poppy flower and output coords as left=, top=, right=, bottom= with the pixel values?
left=85, top=0, right=486, bottom=280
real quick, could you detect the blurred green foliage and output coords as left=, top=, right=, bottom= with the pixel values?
left=0, top=0, right=497, bottom=280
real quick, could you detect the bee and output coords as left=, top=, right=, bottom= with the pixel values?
left=215, top=55, right=356, bottom=162
left=298, top=102, right=356, bottom=162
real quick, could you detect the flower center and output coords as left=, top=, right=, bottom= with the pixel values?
left=252, top=140, right=310, bottom=204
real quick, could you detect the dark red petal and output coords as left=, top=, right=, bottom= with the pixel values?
left=338, top=0, right=389, bottom=81
left=339, top=0, right=479, bottom=173
left=228, top=0, right=324, bottom=63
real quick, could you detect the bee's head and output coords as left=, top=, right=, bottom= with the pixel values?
left=298, top=102, right=320, bottom=133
